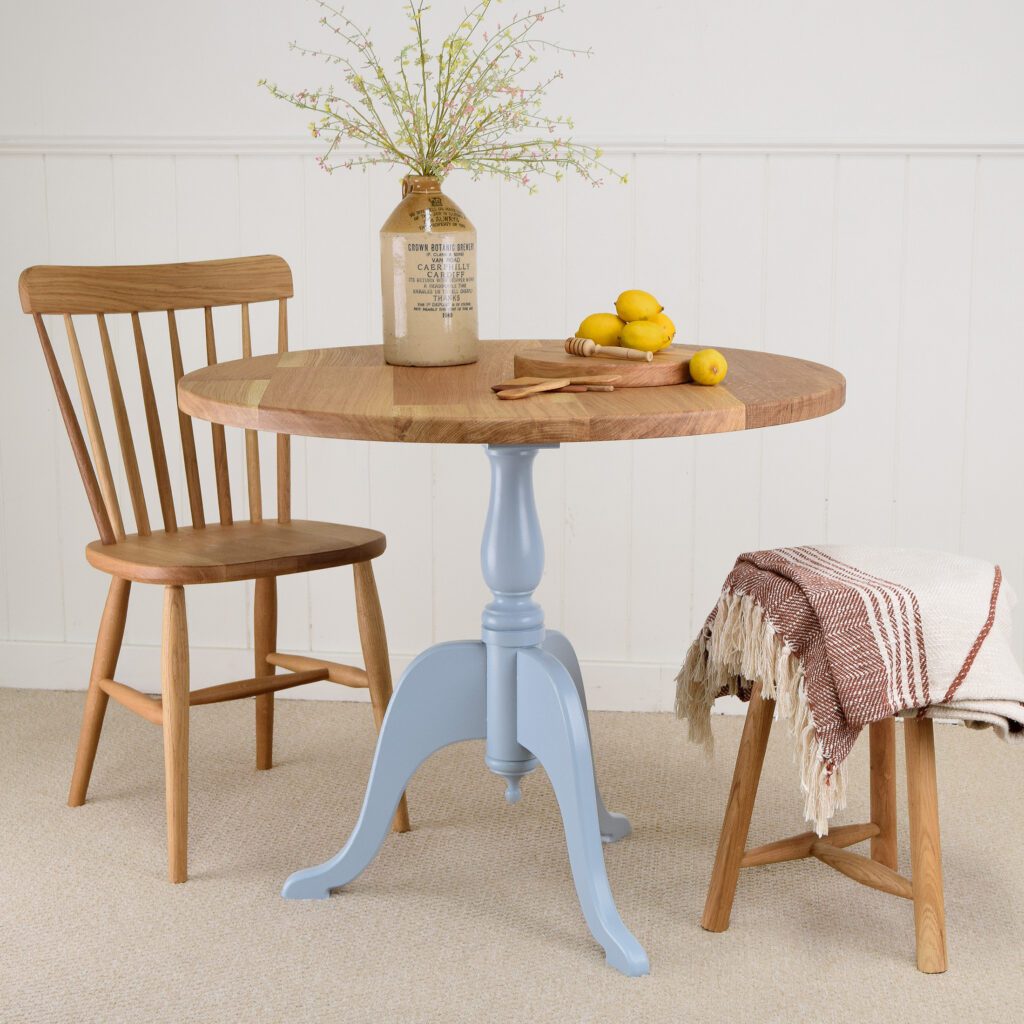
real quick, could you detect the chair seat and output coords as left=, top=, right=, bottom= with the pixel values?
left=86, top=519, right=386, bottom=584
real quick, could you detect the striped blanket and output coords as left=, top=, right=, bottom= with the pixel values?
left=676, top=546, right=1024, bottom=833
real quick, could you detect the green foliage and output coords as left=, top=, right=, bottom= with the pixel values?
left=260, top=0, right=626, bottom=192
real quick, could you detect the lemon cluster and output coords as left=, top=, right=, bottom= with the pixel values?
left=577, top=290, right=675, bottom=354
left=575, top=290, right=728, bottom=385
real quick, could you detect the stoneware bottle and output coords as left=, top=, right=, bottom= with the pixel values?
left=380, top=175, right=479, bottom=366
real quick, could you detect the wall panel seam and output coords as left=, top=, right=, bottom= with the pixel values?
left=3, top=137, right=1024, bottom=157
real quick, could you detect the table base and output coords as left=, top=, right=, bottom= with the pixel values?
left=281, top=445, right=649, bottom=977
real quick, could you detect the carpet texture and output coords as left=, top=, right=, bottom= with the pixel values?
left=1, top=688, right=1021, bottom=1024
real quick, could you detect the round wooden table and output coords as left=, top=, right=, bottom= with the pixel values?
left=178, top=339, right=845, bottom=976
left=179, top=339, right=844, bottom=444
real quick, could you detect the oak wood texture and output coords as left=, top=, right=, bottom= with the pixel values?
left=254, top=576, right=276, bottom=770
left=354, top=561, right=411, bottom=834
left=187, top=670, right=327, bottom=706
left=810, top=841, right=914, bottom=900
left=904, top=716, right=948, bottom=973
left=30, top=312, right=115, bottom=544
left=99, top=677, right=163, bottom=725
left=20, top=256, right=408, bottom=882
left=67, top=577, right=130, bottom=805
left=869, top=718, right=899, bottom=870
left=65, top=315, right=125, bottom=539
left=162, top=585, right=189, bottom=883
left=701, top=681, right=776, bottom=932
left=98, top=669, right=331, bottom=721
left=85, top=520, right=386, bottom=585
left=496, top=378, right=571, bottom=400
left=266, top=652, right=369, bottom=688
left=19, top=255, right=294, bottom=314
left=177, top=340, right=846, bottom=445
left=563, top=337, right=653, bottom=361
left=740, top=822, right=879, bottom=868
left=99, top=312, right=150, bottom=537
left=491, top=375, right=621, bottom=391
left=705, top=711, right=950, bottom=973
left=518, top=342, right=692, bottom=387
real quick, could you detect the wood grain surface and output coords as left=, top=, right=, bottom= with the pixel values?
left=18, top=255, right=293, bottom=314
left=514, top=342, right=692, bottom=387
left=178, top=340, right=845, bottom=445
left=85, top=520, right=387, bottom=585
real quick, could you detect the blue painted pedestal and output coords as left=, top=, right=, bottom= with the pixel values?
left=282, top=445, right=649, bottom=976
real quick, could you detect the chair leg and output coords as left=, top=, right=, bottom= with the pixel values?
left=702, top=681, right=776, bottom=932
left=353, top=560, right=410, bottom=833
left=869, top=718, right=899, bottom=870
left=904, top=716, right=948, bottom=973
left=68, top=576, right=131, bottom=807
left=254, top=577, right=277, bottom=771
left=162, top=585, right=190, bottom=883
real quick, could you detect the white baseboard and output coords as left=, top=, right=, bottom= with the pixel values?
left=0, top=639, right=744, bottom=715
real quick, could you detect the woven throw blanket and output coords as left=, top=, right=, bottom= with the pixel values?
left=676, top=546, right=1024, bottom=833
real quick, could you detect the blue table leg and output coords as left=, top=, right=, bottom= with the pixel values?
left=281, top=641, right=486, bottom=899
left=517, top=646, right=650, bottom=976
left=542, top=630, right=633, bottom=844
left=282, top=444, right=648, bottom=976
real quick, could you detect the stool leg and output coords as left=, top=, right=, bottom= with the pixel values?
left=702, top=681, right=776, bottom=932
left=869, top=718, right=899, bottom=870
left=162, top=585, right=190, bottom=883
left=354, top=560, right=410, bottom=833
left=904, top=716, right=948, bottom=973
left=254, top=577, right=277, bottom=771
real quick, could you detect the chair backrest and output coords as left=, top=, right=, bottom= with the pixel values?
left=18, top=255, right=294, bottom=545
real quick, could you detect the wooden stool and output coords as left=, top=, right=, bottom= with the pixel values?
left=19, top=256, right=410, bottom=883
left=702, top=681, right=947, bottom=973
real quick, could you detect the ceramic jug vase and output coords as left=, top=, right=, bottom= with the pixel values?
left=380, top=175, right=479, bottom=366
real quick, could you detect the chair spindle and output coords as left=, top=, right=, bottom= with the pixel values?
left=276, top=298, right=291, bottom=525
left=241, top=303, right=262, bottom=523
left=64, top=314, right=125, bottom=540
left=166, top=310, right=205, bottom=529
left=31, top=314, right=116, bottom=546
left=131, top=312, right=177, bottom=533
left=204, top=306, right=233, bottom=526
left=98, top=313, right=150, bottom=537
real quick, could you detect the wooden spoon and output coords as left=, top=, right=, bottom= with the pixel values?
left=496, top=378, right=572, bottom=400
left=492, top=374, right=620, bottom=392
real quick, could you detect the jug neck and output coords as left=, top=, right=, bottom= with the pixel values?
left=402, top=175, right=442, bottom=198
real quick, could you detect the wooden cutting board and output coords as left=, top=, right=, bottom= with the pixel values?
left=514, top=342, right=695, bottom=387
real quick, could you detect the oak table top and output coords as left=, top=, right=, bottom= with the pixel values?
left=177, top=340, right=845, bottom=445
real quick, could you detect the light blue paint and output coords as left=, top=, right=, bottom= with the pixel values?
left=282, top=444, right=648, bottom=976
left=481, top=445, right=546, bottom=797
left=280, top=641, right=486, bottom=900
left=542, top=629, right=632, bottom=844
left=517, top=646, right=650, bottom=976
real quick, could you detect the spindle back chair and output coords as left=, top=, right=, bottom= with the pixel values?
left=19, top=255, right=409, bottom=883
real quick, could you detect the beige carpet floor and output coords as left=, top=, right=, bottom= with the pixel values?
left=1, top=688, right=1022, bottom=1024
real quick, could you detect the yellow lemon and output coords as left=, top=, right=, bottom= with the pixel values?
left=614, top=289, right=662, bottom=322
left=620, top=319, right=671, bottom=353
left=577, top=312, right=625, bottom=346
left=689, top=348, right=728, bottom=385
left=648, top=312, right=676, bottom=342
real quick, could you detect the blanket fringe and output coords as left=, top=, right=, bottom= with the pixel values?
left=675, top=591, right=847, bottom=835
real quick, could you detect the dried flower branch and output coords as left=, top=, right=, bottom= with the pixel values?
left=260, top=0, right=626, bottom=192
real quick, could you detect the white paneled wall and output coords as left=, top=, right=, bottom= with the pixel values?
left=1, top=142, right=1022, bottom=710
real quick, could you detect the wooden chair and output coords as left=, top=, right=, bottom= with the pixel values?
left=18, top=255, right=410, bottom=883
left=702, top=682, right=947, bottom=972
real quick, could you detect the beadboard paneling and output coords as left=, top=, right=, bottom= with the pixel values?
left=2, top=143, right=1023, bottom=711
